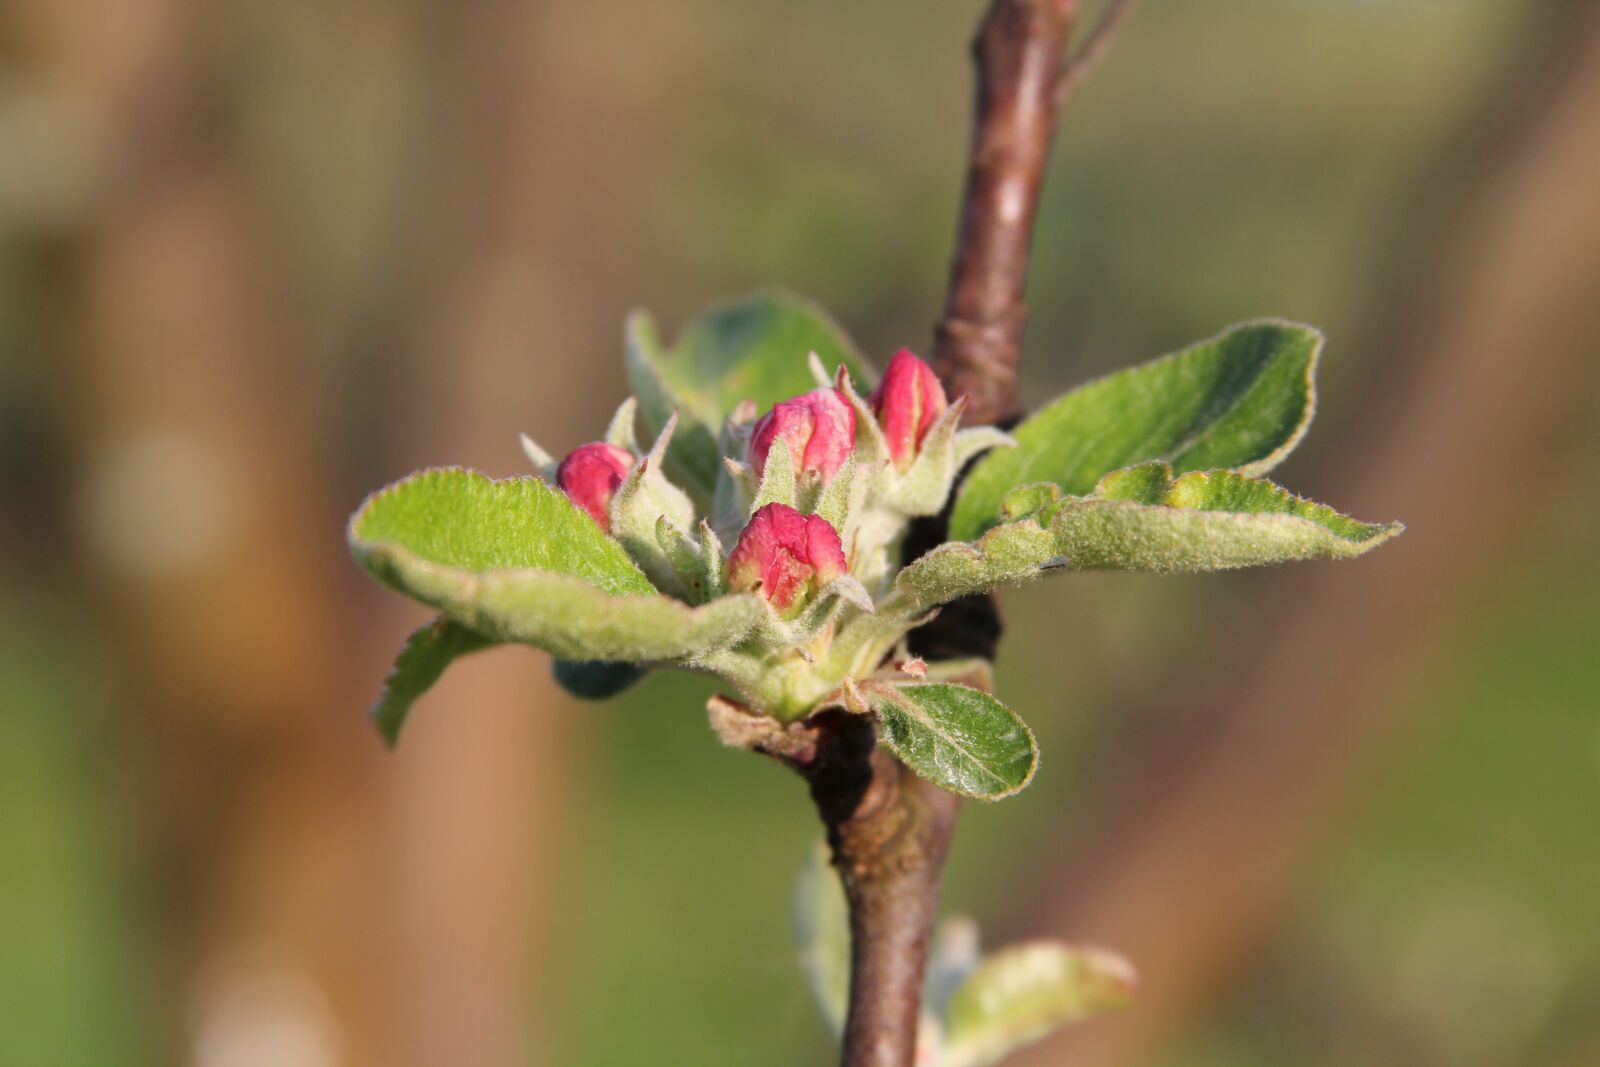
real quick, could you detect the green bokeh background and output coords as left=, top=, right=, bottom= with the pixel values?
left=3, top=2, right=1596, bottom=1065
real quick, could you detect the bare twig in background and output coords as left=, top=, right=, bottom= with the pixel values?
left=823, top=3, right=1079, bottom=1065
left=1011, top=6, right=1600, bottom=1065
left=1057, top=0, right=1141, bottom=106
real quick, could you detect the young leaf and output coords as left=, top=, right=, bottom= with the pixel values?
left=867, top=683, right=1038, bottom=801
left=793, top=841, right=850, bottom=1038
left=886, top=518, right=1063, bottom=617
left=939, top=943, right=1136, bottom=1067
left=349, top=469, right=764, bottom=660
left=951, top=320, right=1322, bottom=540
left=351, top=467, right=655, bottom=595
left=626, top=290, right=873, bottom=497
left=372, top=616, right=495, bottom=746
left=1053, top=465, right=1402, bottom=572
left=890, top=465, right=1399, bottom=612
left=380, top=565, right=765, bottom=662
left=552, top=659, right=647, bottom=701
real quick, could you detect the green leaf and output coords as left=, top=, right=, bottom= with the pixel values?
left=793, top=841, right=850, bottom=1038
left=940, top=943, right=1136, bottom=1067
left=951, top=320, right=1322, bottom=540
left=552, top=659, right=647, bottom=700
left=1052, top=465, right=1402, bottom=572
left=351, top=467, right=654, bottom=595
left=372, top=617, right=495, bottom=747
left=892, top=465, right=1399, bottom=611
left=868, top=683, right=1037, bottom=800
left=626, top=290, right=873, bottom=497
left=888, top=518, right=1063, bottom=617
left=350, top=469, right=764, bottom=661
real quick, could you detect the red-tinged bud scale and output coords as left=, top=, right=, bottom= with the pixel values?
left=726, top=503, right=848, bottom=611
left=749, top=388, right=856, bottom=480
left=556, top=442, right=634, bottom=530
left=870, top=348, right=948, bottom=466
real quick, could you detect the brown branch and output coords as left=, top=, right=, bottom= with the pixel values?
left=798, top=4, right=1080, bottom=1066
left=932, top=0, right=1078, bottom=426
left=834, top=771, right=963, bottom=1067
left=797, top=715, right=964, bottom=1067
left=719, top=703, right=963, bottom=1067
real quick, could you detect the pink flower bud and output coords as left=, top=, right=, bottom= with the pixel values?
left=726, top=503, right=848, bottom=611
left=749, top=388, right=856, bottom=480
left=556, top=442, right=634, bottom=530
left=869, top=348, right=948, bottom=466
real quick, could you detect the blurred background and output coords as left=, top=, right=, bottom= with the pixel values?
left=3, top=0, right=1598, bottom=1065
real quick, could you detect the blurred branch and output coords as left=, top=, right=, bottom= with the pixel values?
left=1057, top=0, right=1140, bottom=106
left=1010, top=5, right=1600, bottom=1065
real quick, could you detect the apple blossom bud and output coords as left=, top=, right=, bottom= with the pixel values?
left=869, top=348, right=948, bottom=466
left=726, top=503, right=847, bottom=611
left=749, top=388, right=856, bottom=480
left=556, top=442, right=634, bottom=530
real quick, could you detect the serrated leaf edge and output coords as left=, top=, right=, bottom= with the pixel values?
left=952, top=318, right=1324, bottom=541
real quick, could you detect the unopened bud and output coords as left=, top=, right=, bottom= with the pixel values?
left=726, top=503, right=847, bottom=611
left=869, top=349, right=947, bottom=467
left=749, top=389, right=855, bottom=480
left=556, top=442, right=634, bottom=530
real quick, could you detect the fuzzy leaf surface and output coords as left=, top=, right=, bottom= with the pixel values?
left=951, top=320, right=1321, bottom=540
left=372, top=617, right=495, bottom=746
left=626, top=290, right=872, bottom=496
left=888, top=519, right=1063, bottom=616
left=940, top=943, right=1136, bottom=1067
left=350, top=469, right=763, bottom=660
left=895, top=466, right=1398, bottom=611
left=870, top=683, right=1037, bottom=800
left=1054, top=465, right=1402, bottom=572
left=351, top=468, right=654, bottom=594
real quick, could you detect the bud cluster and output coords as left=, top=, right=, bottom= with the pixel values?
left=521, top=347, right=1012, bottom=718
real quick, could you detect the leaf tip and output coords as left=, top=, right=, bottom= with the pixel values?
left=370, top=703, right=404, bottom=749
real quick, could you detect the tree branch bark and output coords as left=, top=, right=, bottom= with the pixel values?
left=807, top=4, right=1079, bottom=1066
left=932, top=0, right=1077, bottom=426
left=804, top=715, right=963, bottom=1067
